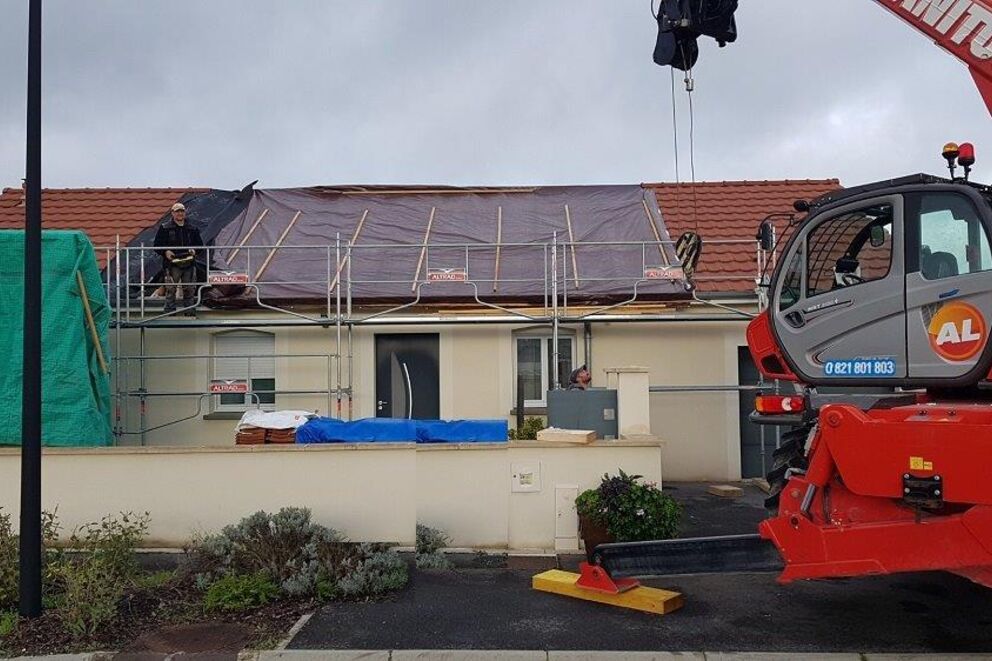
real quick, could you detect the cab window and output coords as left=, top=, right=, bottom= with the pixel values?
left=914, top=192, right=992, bottom=280
left=805, top=204, right=893, bottom=297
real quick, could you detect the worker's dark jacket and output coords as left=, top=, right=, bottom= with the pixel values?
left=153, top=220, right=204, bottom=264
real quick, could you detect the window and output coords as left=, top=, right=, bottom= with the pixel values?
left=916, top=192, right=992, bottom=280
left=805, top=204, right=893, bottom=297
left=515, top=334, right=575, bottom=408
left=212, top=330, right=276, bottom=411
left=778, top=250, right=803, bottom=311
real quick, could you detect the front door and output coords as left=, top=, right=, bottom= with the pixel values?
left=375, top=333, right=440, bottom=419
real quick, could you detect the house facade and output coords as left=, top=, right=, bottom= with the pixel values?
left=0, top=178, right=841, bottom=482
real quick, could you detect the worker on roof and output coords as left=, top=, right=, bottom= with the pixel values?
left=154, top=202, right=203, bottom=316
left=566, top=364, right=592, bottom=391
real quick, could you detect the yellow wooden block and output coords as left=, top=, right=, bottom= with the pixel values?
left=531, top=569, right=683, bottom=615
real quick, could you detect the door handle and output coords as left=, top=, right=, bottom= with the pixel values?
left=785, top=311, right=806, bottom=328
left=402, top=362, right=413, bottom=419
left=377, top=399, right=388, bottom=411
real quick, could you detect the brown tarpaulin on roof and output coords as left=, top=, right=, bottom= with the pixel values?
left=211, top=185, right=688, bottom=304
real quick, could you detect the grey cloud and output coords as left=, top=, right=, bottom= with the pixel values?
left=1, top=0, right=991, bottom=190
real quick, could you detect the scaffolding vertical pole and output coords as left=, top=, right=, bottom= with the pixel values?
left=19, top=0, right=43, bottom=618
left=140, top=244, right=146, bottom=319
left=125, top=245, right=131, bottom=323
left=346, top=241, right=354, bottom=421
left=551, top=232, right=560, bottom=391
left=335, top=234, right=342, bottom=419
left=115, top=234, right=122, bottom=442
left=140, top=328, right=147, bottom=446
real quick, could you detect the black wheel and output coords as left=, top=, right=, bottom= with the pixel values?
left=764, top=422, right=814, bottom=513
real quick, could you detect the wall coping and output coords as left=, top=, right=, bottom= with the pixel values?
left=0, top=438, right=664, bottom=457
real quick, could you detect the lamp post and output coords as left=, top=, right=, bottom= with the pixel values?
left=20, top=0, right=44, bottom=618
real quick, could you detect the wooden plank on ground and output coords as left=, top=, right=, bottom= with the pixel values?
left=535, top=428, right=596, bottom=444
left=707, top=484, right=743, bottom=498
left=532, top=569, right=683, bottom=615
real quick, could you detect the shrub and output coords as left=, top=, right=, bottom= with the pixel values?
left=508, top=417, right=545, bottom=441
left=0, top=610, right=16, bottom=638
left=54, top=512, right=149, bottom=638
left=575, top=470, right=681, bottom=543
left=135, top=570, right=174, bottom=591
left=188, top=508, right=405, bottom=602
left=190, top=507, right=346, bottom=598
left=336, top=545, right=408, bottom=598
left=204, top=572, right=279, bottom=612
left=415, top=524, right=452, bottom=570
left=0, top=508, right=61, bottom=610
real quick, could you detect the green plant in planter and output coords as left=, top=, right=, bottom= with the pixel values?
left=509, top=417, right=545, bottom=440
left=575, top=470, right=682, bottom=542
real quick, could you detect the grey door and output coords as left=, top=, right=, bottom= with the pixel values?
left=905, top=190, right=992, bottom=379
left=738, top=347, right=779, bottom=479
left=375, top=334, right=440, bottom=419
left=773, top=196, right=906, bottom=381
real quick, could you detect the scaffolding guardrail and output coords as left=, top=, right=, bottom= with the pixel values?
left=100, top=235, right=769, bottom=445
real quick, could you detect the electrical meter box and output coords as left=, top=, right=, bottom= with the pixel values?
left=547, top=389, right=618, bottom=440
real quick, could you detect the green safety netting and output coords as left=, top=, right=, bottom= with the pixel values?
left=0, top=230, right=112, bottom=446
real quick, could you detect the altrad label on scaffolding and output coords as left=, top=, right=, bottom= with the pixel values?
left=428, top=268, right=468, bottom=282
left=208, top=272, right=250, bottom=285
left=210, top=379, right=249, bottom=394
left=644, top=266, right=684, bottom=280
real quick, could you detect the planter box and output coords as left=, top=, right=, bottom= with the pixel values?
left=578, top=513, right=613, bottom=563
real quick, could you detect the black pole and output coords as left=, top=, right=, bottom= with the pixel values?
left=19, top=0, right=43, bottom=619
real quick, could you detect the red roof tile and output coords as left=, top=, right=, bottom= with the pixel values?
left=647, top=179, right=842, bottom=294
left=0, top=187, right=205, bottom=266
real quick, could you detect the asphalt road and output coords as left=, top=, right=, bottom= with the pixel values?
left=289, top=483, right=992, bottom=654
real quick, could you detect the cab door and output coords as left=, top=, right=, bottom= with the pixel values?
left=905, top=190, right=992, bottom=380
left=772, top=195, right=906, bottom=382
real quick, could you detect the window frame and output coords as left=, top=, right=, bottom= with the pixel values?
left=211, top=330, right=276, bottom=413
left=513, top=331, right=576, bottom=409
left=803, top=203, right=895, bottom=299
left=908, top=191, right=992, bottom=281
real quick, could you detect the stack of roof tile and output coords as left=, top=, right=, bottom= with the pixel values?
left=235, top=426, right=267, bottom=445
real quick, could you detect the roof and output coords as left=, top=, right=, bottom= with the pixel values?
left=0, top=187, right=204, bottom=266
left=649, top=179, right=842, bottom=293
left=0, top=180, right=844, bottom=296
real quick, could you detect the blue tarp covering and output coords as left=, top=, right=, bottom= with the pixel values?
left=296, top=417, right=508, bottom=444
left=415, top=420, right=508, bottom=443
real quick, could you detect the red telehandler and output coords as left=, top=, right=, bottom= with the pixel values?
left=583, top=0, right=992, bottom=592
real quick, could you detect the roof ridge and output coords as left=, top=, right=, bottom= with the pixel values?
left=646, top=179, right=841, bottom=187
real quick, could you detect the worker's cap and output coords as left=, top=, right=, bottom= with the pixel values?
left=568, top=364, right=588, bottom=383
left=171, top=202, right=186, bottom=212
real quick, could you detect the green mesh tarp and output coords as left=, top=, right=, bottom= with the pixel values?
left=0, top=230, right=112, bottom=446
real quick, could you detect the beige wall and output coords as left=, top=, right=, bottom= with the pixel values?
left=0, top=442, right=661, bottom=550
left=110, top=311, right=751, bottom=481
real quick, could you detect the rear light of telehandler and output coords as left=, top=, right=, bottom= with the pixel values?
left=755, top=394, right=805, bottom=414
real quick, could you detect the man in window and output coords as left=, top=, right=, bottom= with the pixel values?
left=566, top=364, right=592, bottom=390
left=154, top=202, right=203, bottom=316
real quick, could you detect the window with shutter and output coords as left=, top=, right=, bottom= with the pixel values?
left=212, top=330, right=276, bottom=411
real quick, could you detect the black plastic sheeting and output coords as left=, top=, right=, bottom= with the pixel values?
left=206, top=185, right=689, bottom=305
left=106, top=185, right=253, bottom=302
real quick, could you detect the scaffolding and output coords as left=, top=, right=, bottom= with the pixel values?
left=102, top=235, right=768, bottom=443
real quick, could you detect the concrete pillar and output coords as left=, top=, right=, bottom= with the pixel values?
left=604, top=366, right=652, bottom=439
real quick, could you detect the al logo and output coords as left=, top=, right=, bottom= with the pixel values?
left=927, top=301, right=987, bottom=362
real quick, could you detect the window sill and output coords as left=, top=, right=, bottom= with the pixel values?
left=203, top=412, right=246, bottom=421
left=510, top=407, right=547, bottom=416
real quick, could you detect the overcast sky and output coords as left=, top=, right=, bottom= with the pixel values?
left=1, top=1, right=991, bottom=190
